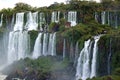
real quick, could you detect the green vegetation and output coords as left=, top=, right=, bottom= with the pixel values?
left=3, top=56, right=71, bottom=80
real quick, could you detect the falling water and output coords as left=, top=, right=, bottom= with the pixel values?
left=101, top=11, right=106, bottom=25
left=68, top=11, right=77, bottom=26
left=25, top=12, right=38, bottom=30
left=90, top=36, right=101, bottom=78
left=48, top=33, right=56, bottom=56
left=7, top=31, right=30, bottom=64
left=107, top=38, right=112, bottom=74
left=13, top=13, right=24, bottom=31
left=76, top=39, right=92, bottom=80
left=51, top=11, right=60, bottom=23
left=32, top=32, right=56, bottom=57
left=95, top=12, right=98, bottom=22
left=0, top=14, right=3, bottom=27
left=8, top=12, right=30, bottom=64
left=74, top=42, right=79, bottom=66
left=42, top=33, right=48, bottom=56
left=76, top=35, right=101, bottom=80
left=32, top=33, right=43, bottom=59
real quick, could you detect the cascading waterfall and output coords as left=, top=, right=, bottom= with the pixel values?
left=90, top=36, right=101, bottom=78
left=76, top=39, right=92, bottom=80
left=74, top=42, right=79, bottom=66
left=8, top=12, right=30, bottom=64
left=76, top=35, right=101, bottom=80
left=70, top=42, right=74, bottom=60
left=95, top=11, right=120, bottom=28
left=0, top=14, right=3, bottom=27
left=25, top=12, right=38, bottom=30
left=13, top=13, right=24, bottom=31
left=68, top=11, right=77, bottom=26
left=11, top=14, right=15, bottom=30
left=32, top=32, right=56, bottom=58
left=32, top=33, right=43, bottom=59
left=95, top=12, right=98, bottom=22
left=42, top=33, right=48, bottom=56
left=7, top=31, right=30, bottom=64
left=107, top=38, right=112, bottom=74
left=101, top=11, right=106, bottom=25
left=48, top=33, right=56, bottom=56
left=51, top=11, right=60, bottom=23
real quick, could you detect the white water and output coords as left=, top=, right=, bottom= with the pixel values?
left=42, top=33, right=48, bottom=56
left=90, top=36, right=101, bottom=78
left=7, top=12, right=31, bottom=64
left=7, top=31, right=30, bottom=64
left=0, top=14, right=3, bottom=27
left=13, top=13, right=24, bottom=31
left=25, top=12, right=38, bottom=30
left=76, top=36, right=101, bottom=80
left=0, top=73, right=7, bottom=80
left=76, top=39, right=92, bottom=80
left=68, top=11, right=77, bottom=26
left=51, top=11, right=60, bottom=23
left=101, top=11, right=106, bottom=25
left=32, top=32, right=56, bottom=58
left=48, top=33, right=56, bottom=56
left=32, top=33, right=43, bottom=59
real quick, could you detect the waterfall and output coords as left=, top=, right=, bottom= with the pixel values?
left=7, top=31, right=30, bottom=64
left=8, top=12, right=30, bottom=64
left=11, top=14, right=15, bottom=30
left=13, top=13, right=24, bottom=31
left=101, top=11, right=106, bottom=25
left=76, top=35, right=101, bottom=80
left=74, top=42, right=79, bottom=66
left=25, top=12, right=38, bottom=30
left=32, top=32, right=56, bottom=57
left=39, top=12, right=46, bottom=31
left=95, top=12, right=98, bottom=22
left=63, top=39, right=66, bottom=59
left=90, top=36, right=101, bottom=78
left=107, top=38, right=112, bottom=74
left=68, top=11, right=77, bottom=26
left=0, top=14, right=3, bottom=27
left=32, top=33, right=43, bottom=59
left=70, top=42, right=74, bottom=60
left=76, top=39, right=92, bottom=80
left=51, top=11, right=60, bottom=23
left=42, top=33, right=48, bottom=56
left=48, top=33, right=56, bottom=56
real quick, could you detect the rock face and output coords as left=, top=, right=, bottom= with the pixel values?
left=98, top=35, right=120, bottom=76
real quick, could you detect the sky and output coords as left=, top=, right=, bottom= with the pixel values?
left=0, top=0, right=100, bottom=10
left=0, top=0, right=66, bottom=10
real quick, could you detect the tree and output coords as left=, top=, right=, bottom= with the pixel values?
left=14, top=2, right=33, bottom=12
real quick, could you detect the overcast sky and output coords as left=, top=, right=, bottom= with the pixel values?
left=0, top=0, right=100, bottom=10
